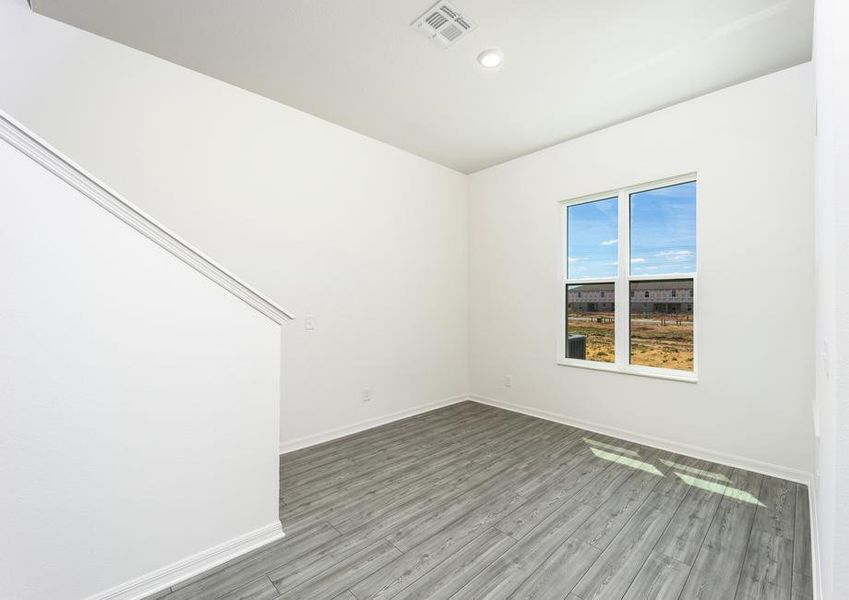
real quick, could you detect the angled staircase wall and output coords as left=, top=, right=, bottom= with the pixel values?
left=0, top=113, right=292, bottom=600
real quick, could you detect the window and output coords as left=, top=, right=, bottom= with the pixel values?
left=561, top=176, right=696, bottom=380
left=564, top=196, right=617, bottom=363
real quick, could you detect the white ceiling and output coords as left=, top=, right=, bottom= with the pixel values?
left=31, top=0, right=813, bottom=173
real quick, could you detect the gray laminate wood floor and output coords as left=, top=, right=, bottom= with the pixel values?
left=147, top=401, right=813, bottom=600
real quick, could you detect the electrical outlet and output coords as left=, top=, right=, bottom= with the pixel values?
left=504, top=375, right=513, bottom=388
left=361, top=387, right=372, bottom=402
left=304, top=314, right=315, bottom=331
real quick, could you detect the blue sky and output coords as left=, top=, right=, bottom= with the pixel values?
left=567, top=181, right=696, bottom=279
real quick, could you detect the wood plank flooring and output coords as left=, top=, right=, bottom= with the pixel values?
left=147, top=401, right=813, bottom=600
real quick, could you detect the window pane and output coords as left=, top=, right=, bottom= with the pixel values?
left=566, top=283, right=615, bottom=363
left=567, top=197, right=618, bottom=279
left=630, top=181, right=696, bottom=275
left=630, top=280, right=694, bottom=371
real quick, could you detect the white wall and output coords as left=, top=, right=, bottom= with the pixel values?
left=469, top=64, right=816, bottom=476
left=813, top=0, right=849, bottom=597
left=0, top=0, right=470, bottom=450
left=0, top=2, right=826, bottom=594
left=0, top=135, right=281, bottom=599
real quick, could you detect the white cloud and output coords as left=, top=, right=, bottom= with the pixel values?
left=568, top=257, right=582, bottom=263
left=632, top=257, right=646, bottom=263
left=645, top=266, right=659, bottom=270
left=657, top=250, right=694, bottom=261
left=600, top=239, right=617, bottom=246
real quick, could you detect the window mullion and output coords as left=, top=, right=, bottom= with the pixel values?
left=615, top=189, right=629, bottom=370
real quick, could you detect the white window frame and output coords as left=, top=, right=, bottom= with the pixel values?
left=557, top=173, right=698, bottom=383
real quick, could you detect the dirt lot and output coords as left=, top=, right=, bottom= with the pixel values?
left=567, top=311, right=693, bottom=370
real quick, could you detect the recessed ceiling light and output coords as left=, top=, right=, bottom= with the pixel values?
left=477, top=49, right=503, bottom=69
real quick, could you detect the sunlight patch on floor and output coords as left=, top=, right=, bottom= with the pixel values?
left=583, top=437, right=641, bottom=458
left=674, top=472, right=765, bottom=506
left=590, top=447, right=664, bottom=476
left=660, top=458, right=729, bottom=482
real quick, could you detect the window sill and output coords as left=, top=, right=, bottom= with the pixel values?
left=556, top=359, right=698, bottom=383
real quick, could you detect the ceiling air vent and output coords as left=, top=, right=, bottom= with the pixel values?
left=411, top=1, right=476, bottom=48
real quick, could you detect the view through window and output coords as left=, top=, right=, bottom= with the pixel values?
left=566, top=283, right=615, bottom=363
left=563, top=179, right=696, bottom=375
left=565, top=197, right=617, bottom=363
left=629, top=279, right=694, bottom=370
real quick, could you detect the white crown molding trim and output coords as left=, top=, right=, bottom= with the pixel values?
left=84, top=521, right=284, bottom=600
left=279, top=394, right=468, bottom=454
left=469, top=394, right=814, bottom=486
left=0, top=111, right=294, bottom=325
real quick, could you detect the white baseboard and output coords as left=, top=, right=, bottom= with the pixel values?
left=278, top=394, right=469, bottom=454
left=808, top=482, right=823, bottom=600
left=469, top=394, right=814, bottom=486
left=85, top=521, right=284, bottom=600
